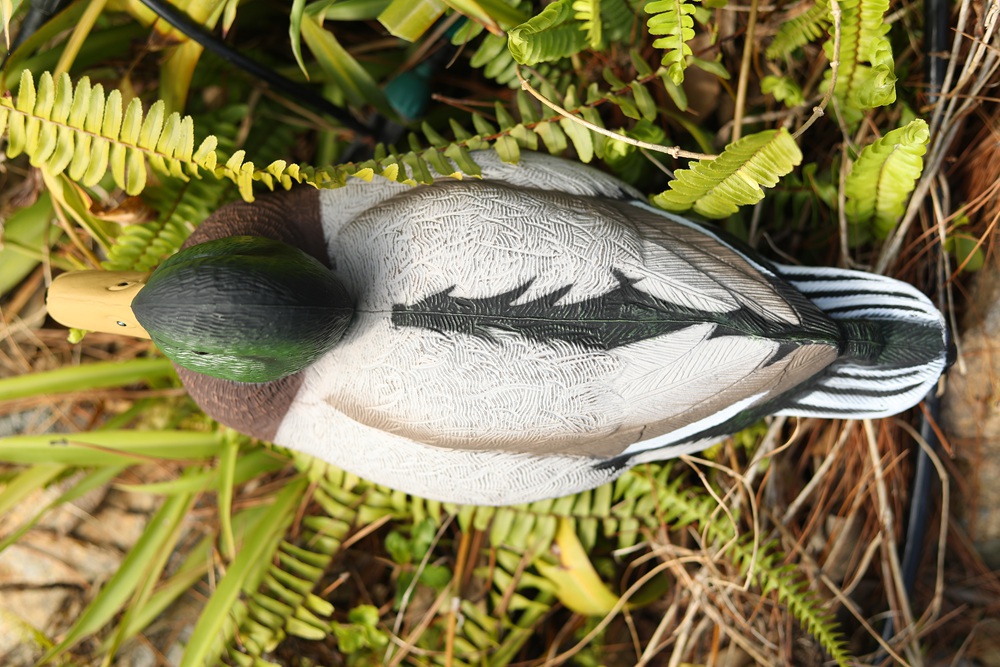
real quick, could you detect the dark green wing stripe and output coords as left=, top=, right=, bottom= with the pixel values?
left=391, top=271, right=841, bottom=351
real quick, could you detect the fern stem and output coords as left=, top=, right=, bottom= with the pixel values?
left=730, top=0, right=759, bottom=143
left=792, top=0, right=843, bottom=140
left=445, top=527, right=473, bottom=665
left=54, top=0, right=108, bottom=79
left=516, top=66, right=716, bottom=160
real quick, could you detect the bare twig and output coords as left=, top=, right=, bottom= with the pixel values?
left=896, top=417, right=951, bottom=627
left=863, top=419, right=919, bottom=661
left=792, top=0, right=843, bottom=140
left=516, top=67, right=717, bottom=161
left=732, top=0, right=761, bottom=142
left=876, top=0, right=1000, bottom=272
left=783, top=422, right=855, bottom=523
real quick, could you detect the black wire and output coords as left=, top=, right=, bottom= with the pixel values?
left=0, top=0, right=67, bottom=70
left=135, top=0, right=371, bottom=137
left=925, top=0, right=950, bottom=105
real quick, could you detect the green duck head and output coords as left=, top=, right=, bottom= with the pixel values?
left=128, top=236, right=353, bottom=383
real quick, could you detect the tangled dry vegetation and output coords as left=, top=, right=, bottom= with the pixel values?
left=1, top=0, right=999, bottom=664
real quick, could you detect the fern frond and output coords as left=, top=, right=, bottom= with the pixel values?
left=2, top=71, right=209, bottom=195
left=602, top=0, right=643, bottom=41
left=761, top=75, right=805, bottom=107
left=844, top=119, right=929, bottom=241
left=104, top=177, right=232, bottom=272
left=644, top=0, right=697, bottom=85
left=765, top=0, right=829, bottom=58
left=508, top=0, right=588, bottom=66
left=573, top=0, right=602, bottom=47
left=729, top=539, right=851, bottom=665
left=850, top=0, right=895, bottom=107
left=652, top=128, right=803, bottom=218
left=823, top=0, right=895, bottom=110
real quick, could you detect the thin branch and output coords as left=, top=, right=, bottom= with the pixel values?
left=876, top=0, right=1000, bottom=272
left=792, top=0, right=843, bottom=140
left=517, top=67, right=716, bottom=161
left=732, top=0, right=760, bottom=143
left=863, top=419, right=919, bottom=659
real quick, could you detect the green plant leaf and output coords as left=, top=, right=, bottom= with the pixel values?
left=653, top=128, right=803, bottom=218
left=508, top=0, right=587, bottom=66
left=443, top=0, right=527, bottom=31
left=306, top=0, right=392, bottom=19
left=535, top=518, right=621, bottom=615
left=761, top=74, right=804, bottom=108
left=0, top=193, right=58, bottom=296
left=844, top=118, right=929, bottom=239
left=573, top=0, right=602, bottom=48
left=378, top=0, right=447, bottom=41
left=645, top=0, right=697, bottom=84
left=41, top=486, right=196, bottom=663
left=300, top=14, right=395, bottom=116
left=766, top=0, right=829, bottom=58
left=180, top=478, right=309, bottom=667
left=290, top=0, right=310, bottom=78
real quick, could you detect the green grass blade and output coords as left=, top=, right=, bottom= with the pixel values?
left=0, top=465, right=125, bottom=555
left=217, top=430, right=240, bottom=560
left=114, top=504, right=271, bottom=643
left=40, top=485, right=196, bottom=663
left=0, top=358, right=176, bottom=401
left=0, top=430, right=223, bottom=466
left=180, top=477, right=309, bottom=667
left=299, top=15, right=395, bottom=117
left=0, top=463, right=65, bottom=520
left=115, top=448, right=288, bottom=495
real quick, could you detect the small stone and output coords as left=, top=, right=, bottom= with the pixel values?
left=17, top=531, right=122, bottom=583
left=943, top=262, right=1000, bottom=565
left=0, top=471, right=108, bottom=540
left=73, top=504, right=152, bottom=552
left=0, top=588, right=82, bottom=664
left=0, top=542, right=89, bottom=589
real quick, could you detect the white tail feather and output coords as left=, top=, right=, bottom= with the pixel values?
left=775, top=264, right=947, bottom=418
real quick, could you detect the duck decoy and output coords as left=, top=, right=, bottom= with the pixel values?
left=46, top=152, right=948, bottom=505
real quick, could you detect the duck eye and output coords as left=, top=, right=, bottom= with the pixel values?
left=193, top=351, right=210, bottom=356
left=116, top=282, right=129, bottom=287
left=116, top=321, right=127, bottom=327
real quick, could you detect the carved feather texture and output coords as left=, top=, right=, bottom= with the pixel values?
left=229, top=152, right=947, bottom=505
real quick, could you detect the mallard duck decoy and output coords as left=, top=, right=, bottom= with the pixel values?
left=47, top=152, right=948, bottom=505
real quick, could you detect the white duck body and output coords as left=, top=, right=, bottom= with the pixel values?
left=265, top=152, right=947, bottom=505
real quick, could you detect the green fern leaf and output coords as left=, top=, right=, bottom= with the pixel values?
left=644, top=0, right=697, bottom=85
left=761, top=75, right=805, bottom=107
left=602, top=0, right=643, bottom=42
left=1, top=71, right=226, bottom=195
left=652, top=128, right=803, bottom=218
left=824, top=0, right=895, bottom=110
left=573, top=0, right=602, bottom=48
left=844, top=119, right=929, bottom=240
left=508, top=0, right=588, bottom=66
left=766, top=0, right=829, bottom=58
